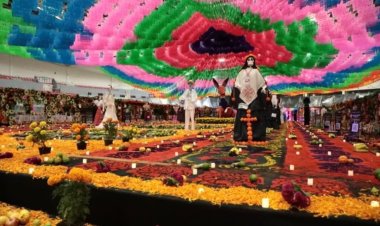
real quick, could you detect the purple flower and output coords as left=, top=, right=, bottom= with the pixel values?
left=0, top=152, right=13, bottom=159
left=281, top=182, right=311, bottom=208
left=24, top=156, right=42, bottom=165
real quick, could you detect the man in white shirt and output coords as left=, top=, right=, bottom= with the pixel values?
left=179, top=80, right=198, bottom=130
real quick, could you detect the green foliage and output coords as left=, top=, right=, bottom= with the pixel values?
left=103, top=119, right=118, bottom=140
left=53, top=182, right=90, bottom=226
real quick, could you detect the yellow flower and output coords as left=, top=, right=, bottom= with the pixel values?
left=39, top=121, right=47, bottom=127
left=71, top=123, right=80, bottom=130
left=47, top=174, right=65, bottom=186
left=29, top=122, right=37, bottom=129
left=40, top=130, right=47, bottom=135
left=66, top=168, right=92, bottom=184
left=34, top=127, right=41, bottom=133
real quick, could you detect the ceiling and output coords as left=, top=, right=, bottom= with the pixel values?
left=0, top=0, right=380, bottom=97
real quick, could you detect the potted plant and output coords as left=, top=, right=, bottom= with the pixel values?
left=71, top=123, right=89, bottom=150
left=121, top=126, right=138, bottom=142
left=103, top=118, right=118, bottom=146
left=26, top=121, right=51, bottom=155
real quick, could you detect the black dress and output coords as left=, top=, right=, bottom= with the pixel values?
left=233, top=87, right=267, bottom=142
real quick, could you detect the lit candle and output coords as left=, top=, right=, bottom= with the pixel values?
left=43, top=157, right=49, bottom=162
left=156, top=145, right=160, bottom=149
left=296, top=151, right=300, bottom=155
left=289, top=165, right=295, bottom=170
left=154, top=136, right=157, bottom=139
left=53, top=138, right=57, bottom=140
left=261, top=198, right=270, bottom=208
left=175, top=152, right=179, bottom=157
left=1, top=145, right=4, bottom=148
left=131, top=163, right=137, bottom=169
left=327, top=151, right=331, bottom=156
left=307, top=178, right=313, bottom=186
left=85, top=151, right=90, bottom=156
left=370, top=201, right=379, bottom=208
left=192, top=168, right=198, bottom=175
left=108, top=146, right=112, bottom=150
left=295, top=141, right=298, bottom=145
left=51, top=148, right=54, bottom=151
left=198, top=188, right=204, bottom=194
left=285, top=138, right=288, bottom=141
left=343, top=139, right=346, bottom=143
left=193, top=141, right=197, bottom=146
left=28, top=167, right=35, bottom=174
left=161, top=140, right=164, bottom=144
left=82, top=159, right=87, bottom=164
left=319, top=144, right=322, bottom=148
left=176, top=159, right=181, bottom=165
left=348, top=170, right=354, bottom=176
left=376, top=153, right=380, bottom=157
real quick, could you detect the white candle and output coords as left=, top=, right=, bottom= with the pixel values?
left=28, top=168, right=35, bottom=174
left=370, top=201, right=379, bottom=208
left=53, top=138, right=57, bottom=140
left=131, top=163, right=137, bottom=169
left=296, top=151, right=300, bottom=155
left=192, top=168, right=198, bottom=175
left=82, top=159, right=87, bottom=164
left=156, top=145, right=160, bottom=149
left=198, top=188, right=204, bottom=194
left=85, top=151, right=90, bottom=156
left=289, top=165, right=295, bottom=170
left=307, top=178, right=313, bottom=186
left=343, top=139, right=346, bottom=143
left=193, top=141, right=197, bottom=146
left=295, top=141, right=298, bottom=144
left=176, top=159, right=181, bottom=165
left=175, top=152, right=179, bottom=157
left=211, top=163, right=216, bottom=168
left=261, top=198, right=270, bottom=208
left=348, top=170, right=354, bottom=176
left=319, top=144, right=322, bottom=147
left=376, top=152, right=380, bottom=157
left=161, top=140, right=164, bottom=144
left=285, top=138, right=288, bottom=141
left=238, top=148, right=242, bottom=152
left=319, top=139, right=322, bottom=142
left=327, top=151, right=331, bottom=156
left=43, top=157, right=49, bottom=162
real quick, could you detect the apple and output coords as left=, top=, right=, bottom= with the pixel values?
left=249, top=174, right=258, bottom=183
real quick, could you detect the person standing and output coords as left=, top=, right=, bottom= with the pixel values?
left=232, top=55, right=267, bottom=141
left=179, top=80, right=198, bottom=130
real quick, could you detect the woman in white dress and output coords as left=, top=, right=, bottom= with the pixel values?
left=96, top=90, right=118, bottom=128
